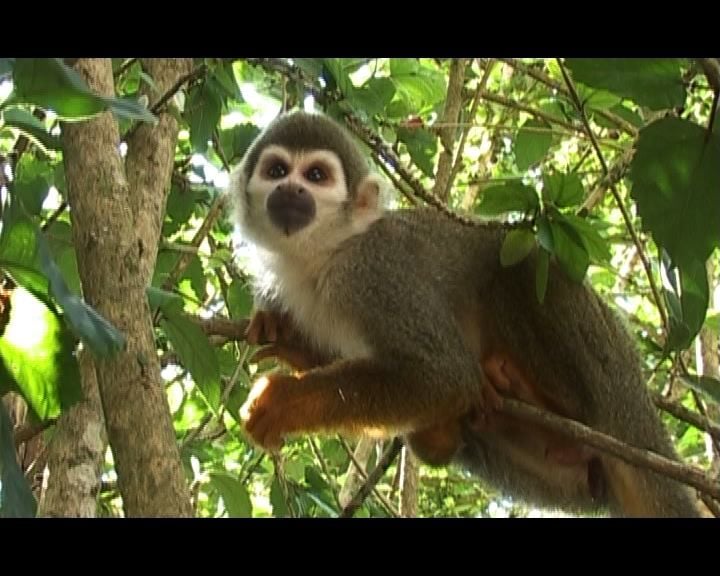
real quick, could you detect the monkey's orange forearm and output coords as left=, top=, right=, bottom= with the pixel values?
left=241, top=358, right=473, bottom=450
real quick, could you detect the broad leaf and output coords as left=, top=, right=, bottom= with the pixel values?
left=475, top=182, right=539, bottom=216
left=500, top=229, right=536, bottom=267
left=0, top=403, right=37, bottom=518
left=0, top=286, right=81, bottom=421
left=209, top=473, right=252, bottom=518
left=186, top=81, right=223, bottom=154
left=566, top=59, right=686, bottom=111
left=549, top=219, right=589, bottom=283
left=218, top=124, right=261, bottom=165
left=227, top=281, right=254, bottom=320
left=397, top=127, right=437, bottom=177
left=1, top=107, right=61, bottom=152
left=629, top=118, right=720, bottom=266
left=161, top=311, right=221, bottom=411
left=542, top=171, right=584, bottom=208
left=515, top=120, right=553, bottom=171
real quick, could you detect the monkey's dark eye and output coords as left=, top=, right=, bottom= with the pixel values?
left=267, top=163, right=287, bottom=179
left=305, top=166, right=326, bottom=183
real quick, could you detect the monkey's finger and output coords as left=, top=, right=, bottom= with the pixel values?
left=245, top=313, right=265, bottom=344
left=481, top=355, right=513, bottom=393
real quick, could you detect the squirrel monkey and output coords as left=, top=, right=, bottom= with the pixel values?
left=228, top=111, right=700, bottom=518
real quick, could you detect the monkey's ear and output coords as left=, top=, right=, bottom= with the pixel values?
left=354, top=174, right=383, bottom=212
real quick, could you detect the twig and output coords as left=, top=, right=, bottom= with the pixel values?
left=502, top=398, right=720, bottom=500
left=496, top=58, right=638, bottom=136
left=160, top=193, right=227, bottom=293
left=700, top=494, right=720, bottom=518
left=40, top=201, right=68, bottom=231
left=150, top=64, right=207, bottom=114
left=446, top=59, right=495, bottom=202
left=697, top=58, right=720, bottom=93
left=651, top=391, right=720, bottom=443
left=113, top=58, right=137, bottom=78
left=339, top=437, right=403, bottom=518
left=338, top=437, right=399, bottom=516
left=14, top=419, right=56, bottom=448
left=557, top=59, right=670, bottom=335
left=308, top=437, right=341, bottom=508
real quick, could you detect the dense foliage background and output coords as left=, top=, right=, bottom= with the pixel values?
left=0, top=58, right=718, bottom=518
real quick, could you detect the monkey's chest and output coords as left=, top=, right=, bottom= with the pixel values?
left=277, top=278, right=371, bottom=360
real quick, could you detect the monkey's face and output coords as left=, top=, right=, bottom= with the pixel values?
left=234, top=144, right=368, bottom=258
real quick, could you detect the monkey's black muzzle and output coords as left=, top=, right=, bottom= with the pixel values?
left=266, top=184, right=317, bottom=236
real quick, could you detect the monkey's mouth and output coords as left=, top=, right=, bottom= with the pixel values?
left=267, top=189, right=316, bottom=236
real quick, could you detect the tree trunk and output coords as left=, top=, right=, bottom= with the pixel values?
left=61, top=58, right=193, bottom=517
left=39, top=350, right=106, bottom=517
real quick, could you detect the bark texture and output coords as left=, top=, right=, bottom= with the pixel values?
left=61, top=58, right=194, bottom=517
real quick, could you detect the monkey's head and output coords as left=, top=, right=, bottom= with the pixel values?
left=229, top=111, right=384, bottom=260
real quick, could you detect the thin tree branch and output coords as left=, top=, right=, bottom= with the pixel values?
left=557, top=59, right=670, bottom=335
left=308, top=437, right=341, bottom=508
left=338, top=437, right=399, bottom=516
left=496, top=58, right=638, bottom=136
left=14, top=419, right=56, bottom=448
left=502, top=398, right=720, bottom=500
left=432, top=59, right=468, bottom=201
left=446, top=59, right=495, bottom=202
left=339, top=438, right=403, bottom=518
left=651, top=391, right=720, bottom=443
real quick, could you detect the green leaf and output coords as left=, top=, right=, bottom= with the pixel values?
left=211, top=62, right=243, bottom=101
left=160, top=311, right=221, bottom=411
left=186, top=82, right=223, bottom=154
left=0, top=204, right=125, bottom=356
left=664, top=258, right=709, bottom=352
left=13, top=175, right=49, bottom=217
left=0, top=286, right=81, bottom=420
left=11, top=58, right=106, bottom=119
left=515, top=120, right=553, bottom=171
left=500, top=229, right=536, bottom=267
left=166, top=183, right=196, bottom=225
left=0, top=58, right=14, bottom=77
left=146, top=286, right=184, bottom=314
left=535, top=247, right=550, bottom=304
left=182, top=255, right=207, bottom=303
left=549, top=219, right=589, bottom=283
left=347, top=77, right=396, bottom=117
left=555, top=213, right=611, bottom=264
left=678, top=375, right=720, bottom=405
left=396, top=127, right=437, bottom=177
left=227, top=281, right=254, bottom=320
left=536, top=215, right=554, bottom=253
left=542, top=171, right=584, bottom=208
left=218, top=124, right=261, bottom=165
left=270, top=476, right=289, bottom=518
left=294, top=59, right=324, bottom=81
left=594, top=103, right=643, bottom=130
left=390, top=59, right=446, bottom=109
left=45, top=221, right=82, bottom=297
left=0, top=205, right=48, bottom=295
left=322, top=59, right=354, bottom=97
left=566, top=59, right=686, bottom=111
left=104, top=95, right=155, bottom=124
left=475, top=182, right=539, bottom=216
left=575, top=85, right=621, bottom=111
left=629, top=118, right=720, bottom=266
left=1, top=107, right=61, bottom=152
left=11, top=59, right=156, bottom=123
left=37, top=229, right=125, bottom=357
left=0, top=403, right=37, bottom=518
left=209, top=473, right=252, bottom=518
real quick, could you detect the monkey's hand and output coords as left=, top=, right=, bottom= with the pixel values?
left=246, top=310, right=328, bottom=372
left=240, top=372, right=303, bottom=451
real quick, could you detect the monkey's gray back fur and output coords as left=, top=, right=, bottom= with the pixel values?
left=328, top=207, right=699, bottom=517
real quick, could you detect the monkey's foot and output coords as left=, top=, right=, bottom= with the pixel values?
left=240, top=373, right=300, bottom=451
